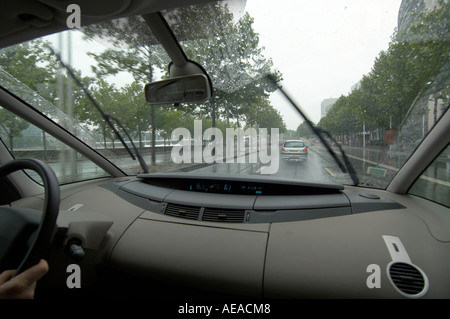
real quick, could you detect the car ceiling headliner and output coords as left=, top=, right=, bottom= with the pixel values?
left=0, top=0, right=215, bottom=49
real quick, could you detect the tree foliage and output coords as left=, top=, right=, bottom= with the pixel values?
left=82, top=1, right=285, bottom=133
left=0, top=39, right=58, bottom=149
left=1, top=2, right=287, bottom=156
left=318, top=0, right=449, bottom=140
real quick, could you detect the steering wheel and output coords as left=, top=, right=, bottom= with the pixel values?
left=0, top=158, right=59, bottom=276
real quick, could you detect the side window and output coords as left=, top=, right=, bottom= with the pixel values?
left=0, top=106, right=109, bottom=184
left=408, top=145, right=450, bottom=208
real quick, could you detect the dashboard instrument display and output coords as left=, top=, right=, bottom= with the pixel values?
left=137, top=173, right=344, bottom=195
left=187, top=181, right=263, bottom=195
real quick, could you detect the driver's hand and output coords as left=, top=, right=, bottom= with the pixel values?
left=0, top=259, right=49, bottom=299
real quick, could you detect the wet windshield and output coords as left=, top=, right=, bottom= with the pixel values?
left=0, top=0, right=448, bottom=188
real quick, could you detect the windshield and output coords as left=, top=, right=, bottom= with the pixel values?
left=284, top=141, right=305, bottom=148
left=0, top=0, right=448, bottom=188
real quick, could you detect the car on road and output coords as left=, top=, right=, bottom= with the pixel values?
left=281, top=140, right=308, bottom=161
left=0, top=0, right=449, bottom=305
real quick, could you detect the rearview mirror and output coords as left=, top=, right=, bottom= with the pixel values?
left=144, top=74, right=212, bottom=105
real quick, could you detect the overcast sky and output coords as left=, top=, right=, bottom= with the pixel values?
left=244, top=0, right=403, bottom=129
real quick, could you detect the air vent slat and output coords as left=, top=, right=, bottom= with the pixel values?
left=388, top=262, right=427, bottom=297
left=163, top=203, right=245, bottom=223
left=164, top=203, right=200, bottom=220
left=202, top=208, right=245, bottom=223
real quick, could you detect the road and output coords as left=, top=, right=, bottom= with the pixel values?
left=188, top=146, right=348, bottom=185
left=42, top=144, right=399, bottom=185
left=40, top=144, right=350, bottom=185
left=35, top=143, right=447, bottom=207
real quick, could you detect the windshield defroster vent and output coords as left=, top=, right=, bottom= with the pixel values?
left=388, top=262, right=428, bottom=297
left=164, top=203, right=200, bottom=220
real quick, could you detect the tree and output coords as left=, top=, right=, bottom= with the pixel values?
left=82, top=2, right=284, bottom=154
left=83, top=16, right=169, bottom=164
left=74, top=79, right=123, bottom=148
left=118, top=82, right=152, bottom=149
left=296, top=122, right=314, bottom=139
left=0, top=39, right=59, bottom=151
left=176, top=10, right=282, bottom=128
left=0, top=40, right=59, bottom=93
left=318, top=0, right=449, bottom=144
left=0, top=108, right=29, bottom=151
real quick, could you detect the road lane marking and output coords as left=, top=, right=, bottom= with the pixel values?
left=325, top=167, right=335, bottom=177
left=419, top=175, right=450, bottom=187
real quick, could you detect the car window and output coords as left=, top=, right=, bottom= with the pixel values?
left=408, top=145, right=450, bottom=208
left=0, top=106, right=109, bottom=184
left=284, top=141, right=304, bottom=148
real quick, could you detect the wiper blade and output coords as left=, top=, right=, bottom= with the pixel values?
left=267, top=74, right=359, bottom=186
left=46, top=45, right=149, bottom=174
left=105, top=114, right=149, bottom=173
left=316, top=127, right=359, bottom=185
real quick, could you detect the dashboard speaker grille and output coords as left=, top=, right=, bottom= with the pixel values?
left=164, top=203, right=200, bottom=220
left=388, top=262, right=426, bottom=296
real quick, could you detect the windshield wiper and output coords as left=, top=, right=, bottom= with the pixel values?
left=267, top=74, right=359, bottom=186
left=46, top=45, right=149, bottom=174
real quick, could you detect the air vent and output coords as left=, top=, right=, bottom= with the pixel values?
left=388, top=262, right=428, bottom=297
left=164, top=203, right=200, bottom=220
left=202, top=208, right=245, bottom=223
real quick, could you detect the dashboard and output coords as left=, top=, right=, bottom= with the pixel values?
left=100, top=173, right=404, bottom=224
left=27, top=175, right=449, bottom=299
left=61, top=175, right=446, bottom=298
